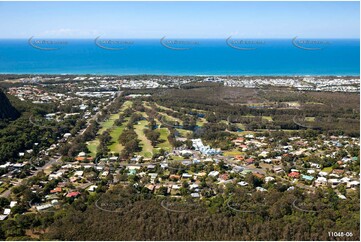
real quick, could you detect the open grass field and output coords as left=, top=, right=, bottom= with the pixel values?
left=237, top=131, right=256, bottom=136
left=153, top=102, right=175, bottom=112
left=108, top=117, right=130, bottom=154
left=159, top=111, right=182, bottom=124
left=196, top=118, right=208, bottom=126
left=87, top=101, right=132, bottom=157
left=156, top=127, right=171, bottom=151
left=97, top=113, right=119, bottom=134
left=147, top=101, right=207, bottom=130
left=305, top=117, right=316, bottom=122
left=86, top=97, right=293, bottom=159
left=134, top=119, right=154, bottom=158
left=87, top=140, right=99, bottom=157
left=142, top=101, right=150, bottom=106
left=223, top=149, right=244, bottom=156
left=244, top=102, right=275, bottom=106
left=97, top=101, right=132, bottom=134
left=168, top=155, right=185, bottom=161
left=175, top=128, right=192, bottom=138
left=262, top=116, right=273, bottom=122
left=152, top=117, right=174, bottom=150
left=239, top=115, right=273, bottom=122
left=155, top=105, right=208, bottom=130
left=235, top=123, right=246, bottom=130
left=322, top=167, right=333, bottom=173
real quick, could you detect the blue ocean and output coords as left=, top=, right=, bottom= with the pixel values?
left=0, top=39, right=359, bottom=75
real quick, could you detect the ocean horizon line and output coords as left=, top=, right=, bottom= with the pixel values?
left=0, top=72, right=359, bottom=77
left=0, top=38, right=360, bottom=40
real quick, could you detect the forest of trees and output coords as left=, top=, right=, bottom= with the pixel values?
left=136, top=84, right=360, bottom=137
left=35, top=185, right=360, bottom=241
left=0, top=94, right=58, bottom=164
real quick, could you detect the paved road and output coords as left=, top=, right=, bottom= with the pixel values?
left=0, top=156, right=62, bottom=198
left=0, top=92, right=123, bottom=199
left=244, top=165, right=315, bottom=191
left=80, top=91, right=122, bottom=136
left=37, top=156, right=62, bottom=175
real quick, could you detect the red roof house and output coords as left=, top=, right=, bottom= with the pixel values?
left=288, top=172, right=300, bottom=178
left=66, top=191, right=81, bottom=198
left=50, top=187, right=62, bottom=193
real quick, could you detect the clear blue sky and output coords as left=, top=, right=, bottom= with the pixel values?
left=0, top=1, right=359, bottom=39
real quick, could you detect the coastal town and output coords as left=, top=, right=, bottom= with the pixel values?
left=1, top=131, right=359, bottom=217
left=0, top=0, right=359, bottom=240
left=2, top=75, right=360, bottom=93
left=0, top=75, right=359, bottom=224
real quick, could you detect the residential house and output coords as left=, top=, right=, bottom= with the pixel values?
left=288, top=172, right=300, bottom=179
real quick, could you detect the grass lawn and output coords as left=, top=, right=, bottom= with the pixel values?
left=98, top=101, right=133, bottom=134
left=87, top=140, right=99, bottom=157
left=235, top=123, right=246, bottom=130
left=153, top=102, right=175, bottom=112
left=108, top=117, right=130, bottom=154
left=168, top=155, right=184, bottom=161
left=262, top=116, right=273, bottom=122
left=175, top=128, right=192, bottom=138
left=134, top=119, right=154, bottom=158
left=98, top=113, right=119, bottom=134
left=160, top=111, right=182, bottom=124
left=122, top=100, right=133, bottom=109
left=150, top=101, right=208, bottom=131
left=238, top=131, right=256, bottom=136
left=196, top=118, right=208, bottom=126
left=142, top=101, right=153, bottom=109
left=322, top=167, right=333, bottom=173
left=156, top=128, right=172, bottom=151
left=245, top=102, right=275, bottom=106
left=223, top=149, right=244, bottom=156
left=305, top=117, right=316, bottom=122
left=87, top=101, right=132, bottom=157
